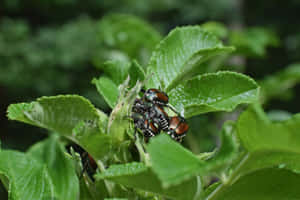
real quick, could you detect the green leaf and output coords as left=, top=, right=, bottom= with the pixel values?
left=73, top=121, right=113, bottom=161
left=146, top=26, right=234, bottom=91
left=147, top=123, right=238, bottom=187
left=233, top=105, right=300, bottom=176
left=205, top=168, right=300, bottom=200
left=7, top=95, right=110, bottom=161
left=128, top=60, right=146, bottom=87
left=229, top=27, right=279, bottom=57
left=260, top=63, right=300, bottom=104
left=79, top=179, right=97, bottom=200
left=7, top=95, right=104, bottom=136
left=6, top=102, right=35, bottom=126
left=96, top=60, right=132, bottom=85
left=207, top=105, right=300, bottom=199
left=96, top=162, right=202, bottom=200
left=147, top=135, right=203, bottom=187
left=201, top=21, right=228, bottom=39
left=26, top=135, right=79, bottom=200
left=169, top=71, right=259, bottom=118
left=92, top=76, right=119, bottom=109
left=238, top=105, right=300, bottom=154
left=94, top=60, right=146, bottom=89
left=0, top=150, right=55, bottom=200
left=80, top=176, right=109, bottom=200
left=97, top=14, right=162, bottom=66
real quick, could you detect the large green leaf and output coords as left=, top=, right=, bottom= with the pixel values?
left=96, top=162, right=201, bottom=200
left=7, top=95, right=110, bottom=161
left=205, top=168, right=300, bottom=200
left=146, top=26, right=234, bottom=91
left=0, top=150, right=67, bottom=200
left=169, top=71, right=259, bottom=118
left=0, top=136, right=79, bottom=200
left=7, top=95, right=104, bottom=136
left=206, top=105, right=300, bottom=199
left=27, top=135, right=79, bottom=200
left=147, top=122, right=238, bottom=187
left=238, top=105, right=300, bottom=153
left=260, top=63, right=300, bottom=104
left=234, top=105, right=300, bottom=176
left=0, top=151, right=53, bottom=200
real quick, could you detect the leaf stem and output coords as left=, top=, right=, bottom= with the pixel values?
left=205, top=152, right=250, bottom=200
left=97, top=160, right=114, bottom=197
left=135, top=134, right=150, bottom=165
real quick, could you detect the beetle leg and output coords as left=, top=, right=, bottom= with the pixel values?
left=80, top=152, right=89, bottom=179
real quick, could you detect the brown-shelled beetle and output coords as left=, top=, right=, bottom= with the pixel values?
left=66, top=143, right=97, bottom=181
left=167, top=116, right=189, bottom=142
left=131, top=112, right=160, bottom=138
left=141, top=88, right=179, bottom=114
left=142, top=88, right=169, bottom=106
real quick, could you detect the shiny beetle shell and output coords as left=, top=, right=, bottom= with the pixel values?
left=168, top=116, right=189, bottom=141
left=143, top=88, right=169, bottom=106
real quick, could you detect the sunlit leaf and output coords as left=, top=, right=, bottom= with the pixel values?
left=169, top=71, right=259, bottom=118
left=146, top=26, right=234, bottom=91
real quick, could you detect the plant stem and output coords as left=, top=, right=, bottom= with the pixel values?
left=97, top=160, right=114, bottom=197
left=205, top=153, right=250, bottom=200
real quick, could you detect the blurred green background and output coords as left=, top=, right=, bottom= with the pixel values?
left=1, top=0, right=300, bottom=197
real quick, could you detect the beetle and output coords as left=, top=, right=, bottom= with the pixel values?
left=132, top=98, right=169, bottom=133
left=167, top=116, right=189, bottom=142
left=147, top=104, right=169, bottom=132
left=131, top=112, right=160, bottom=138
left=142, top=88, right=169, bottom=106
left=80, top=151, right=97, bottom=181
left=132, top=98, right=149, bottom=114
left=141, top=88, right=179, bottom=115
left=66, top=144, right=97, bottom=181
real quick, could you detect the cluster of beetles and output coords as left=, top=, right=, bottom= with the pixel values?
left=73, top=88, right=189, bottom=181
left=131, top=88, right=189, bottom=142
